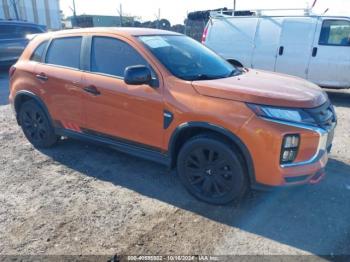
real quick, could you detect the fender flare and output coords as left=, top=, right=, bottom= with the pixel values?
left=14, top=90, right=53, bottom=126
left=168, top=122, right=256, bottom=184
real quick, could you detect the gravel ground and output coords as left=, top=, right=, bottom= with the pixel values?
left=0, top=71, right=349, bottom=256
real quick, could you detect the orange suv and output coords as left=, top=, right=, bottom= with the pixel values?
left=9, top=28, right=337, bottom=205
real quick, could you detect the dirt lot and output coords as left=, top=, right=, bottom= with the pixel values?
left=0, top=71, right=349, bottom=256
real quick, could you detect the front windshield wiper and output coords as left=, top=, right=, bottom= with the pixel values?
left=185, top=69, right=243, bottom=81
left=185, top=74, right=223, bottom=81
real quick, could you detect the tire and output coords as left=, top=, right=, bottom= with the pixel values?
left=19, top=100, right=57, bottom=148
left=177, top=134, right=247, bottom=205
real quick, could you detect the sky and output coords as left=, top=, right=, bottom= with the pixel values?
left=60, top=0, right=350, bottom=25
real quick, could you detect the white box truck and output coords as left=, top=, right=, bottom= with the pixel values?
left=203, top=9, right=350, bottom=89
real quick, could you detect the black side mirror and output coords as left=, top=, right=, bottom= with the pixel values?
left=124, top=65, right=152, bottom=86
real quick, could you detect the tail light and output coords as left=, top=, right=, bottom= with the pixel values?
left=201, top=23, right=209, bottom=44
left=9, top=66, right=16, bottom=78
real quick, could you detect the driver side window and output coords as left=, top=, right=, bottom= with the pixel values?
left=90, top=36, right=156, bottom=78
left=319, top=20, right=350, bottom=46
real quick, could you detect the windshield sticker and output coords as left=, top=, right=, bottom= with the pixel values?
left=140, top=36, right=170, bottom=48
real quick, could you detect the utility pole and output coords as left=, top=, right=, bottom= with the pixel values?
left=184, top=11, right=188, bottom=36
left=70, top=0, right=77, bottom=27
left=233, top=0, right=236, bottom=11
left=117, top=3, right=123, bottom=27
left=156, top=8, right=160, bottom=29
left=72, top=0, right=77, bottom=17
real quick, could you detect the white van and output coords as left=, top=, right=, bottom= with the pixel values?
left=203, top=9, right=350, bottom=88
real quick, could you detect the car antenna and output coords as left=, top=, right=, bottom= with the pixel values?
left=311, top=0, right=329, bottom=16
left=322, top=8, right=330, bottom=15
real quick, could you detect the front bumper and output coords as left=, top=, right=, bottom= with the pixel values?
left=238, top=114, right=336, bottom=188
left=273, top=118, right=336, bottom=186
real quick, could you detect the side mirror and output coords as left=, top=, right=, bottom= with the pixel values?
left=124, top=65, right=152, bottom=86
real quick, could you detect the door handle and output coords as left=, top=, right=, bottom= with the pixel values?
left=83, top=85, right=101, bottom=96
left=278, top=46, right=284, bottom=56
left=312, top=47, right=318, bottom=57
left=36, top=73, right=48, bottom=81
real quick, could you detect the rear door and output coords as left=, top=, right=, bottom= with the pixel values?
left=251, top=17, right=284, bottom=71
left=308, top=18, right=350, bottom=88
left=35, top=36, right=85, bottom=131
left=275, top=17, right=317, bottom=78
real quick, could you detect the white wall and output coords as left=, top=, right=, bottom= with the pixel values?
left=0, top=2, right=5, bottom=19
left=36, top=0, right=46, bottom=27
left=49, top=0, right=61, bottom=29
left=0, top=0, right=61, bottom=30
left=0, top=0, right=10, bottom=19
left=24, top=0, right=35, bottom=23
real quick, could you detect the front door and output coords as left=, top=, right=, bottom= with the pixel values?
left=308, top=19, right=350, bottom=88
left=82, top=35, right=164, bottom=149
left=275, top=17, right=317, bottom=79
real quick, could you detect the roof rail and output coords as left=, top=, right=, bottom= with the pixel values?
left=210, top=8, right=314, bottom=18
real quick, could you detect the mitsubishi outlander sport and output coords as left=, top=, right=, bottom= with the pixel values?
left=9, top=28, right=337, bottom=205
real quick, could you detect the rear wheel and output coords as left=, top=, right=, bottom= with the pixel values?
left=19, top=100, right=57, bottom=148
left=177, top=135, right=247, bottom=205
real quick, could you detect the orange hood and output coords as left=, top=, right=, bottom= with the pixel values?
left=191, top=69, right=328, bottom=108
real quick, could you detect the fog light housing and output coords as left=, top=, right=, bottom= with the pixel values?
left=281, top=134, right=300, bottom=164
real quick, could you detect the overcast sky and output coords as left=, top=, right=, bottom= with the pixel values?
left=60, top=0, right=350, bottom=25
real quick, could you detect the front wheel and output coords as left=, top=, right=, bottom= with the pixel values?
left=177, top=135, right=247, bottom=205
left=19, top=100, right=57, bottom=148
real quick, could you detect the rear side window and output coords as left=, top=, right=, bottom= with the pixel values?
left=91, top=37, right=148, bottom=77
left=30, top=41, right=48, bottom=62
left=319, top=20, right=350, bottom=46
left=46, top=37, right=82, bottom=69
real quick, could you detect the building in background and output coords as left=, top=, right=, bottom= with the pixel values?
left=68, top=14, right=135, bottom=28
left=0, top=0, right=61, bottom=30
left=65, top=14, right=185, bottom=35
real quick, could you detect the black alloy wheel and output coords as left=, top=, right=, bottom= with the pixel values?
left=19, top=100, right=57, bottom=148
left=177, top=134, right=247, bottom=205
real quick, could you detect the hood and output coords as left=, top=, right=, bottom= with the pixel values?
left=191, top=69, right=328, bottom=108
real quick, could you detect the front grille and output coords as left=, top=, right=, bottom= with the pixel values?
left=305, top=99, right=337, bottom=130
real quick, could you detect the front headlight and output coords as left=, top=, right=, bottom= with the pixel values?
left=247, top=103, right=317, bottom=126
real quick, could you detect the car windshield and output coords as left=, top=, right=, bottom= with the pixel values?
left=138, top=35, right=240, bottom=81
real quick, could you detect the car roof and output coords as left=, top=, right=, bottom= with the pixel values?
left=0, top=20, right=45, bottom=28
left=48, top=27, right=182, bottom=37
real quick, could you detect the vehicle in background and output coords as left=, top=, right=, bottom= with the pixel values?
left=203, top=8, right=350, bottom=89
left=9, top=28, right=336, bottom=205
left=0, top=20, right=46, bottom=67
